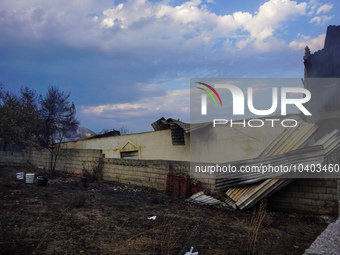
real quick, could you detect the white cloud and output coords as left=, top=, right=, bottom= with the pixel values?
left=244, top=0, right=307, bottom=41
left=0, top=0, right=320, bottom=55
left=310, top=15, right=334, bottom=25
left=99, top=0, right=310, bottom=52
left=289, top=33, right=325, bottom=52
left=1, top=0, right=334, bottom=131
left=233, top=11, right=253, bottom=26
left=81, top=89, right=190, bottom=119
left=316, top=3, right=332, bottom=14
left=100, top=0, right=242, bottom=50
left=307, top=0, right=319, bottom=15
left=306, top=2, right=333, bottom=25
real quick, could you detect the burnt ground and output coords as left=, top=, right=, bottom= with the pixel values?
left=0, top=166, right=333, bottom=255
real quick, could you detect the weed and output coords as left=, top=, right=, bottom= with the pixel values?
left=82, top=160, right=103, bottom=183
left=111, top=216, right=197, bottom=255
left=247, top=200, right=268, bottom=255
left=33, top=210, right=72, bottom=255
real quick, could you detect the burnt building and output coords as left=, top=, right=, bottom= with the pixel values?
left=303, top=25, right=340, bottom=139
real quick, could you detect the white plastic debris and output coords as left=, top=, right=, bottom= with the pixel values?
left=148, top=216, right=157, bottom=220
left=184, top=246, right=198, bottom=255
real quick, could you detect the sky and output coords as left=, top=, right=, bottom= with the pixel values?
left=0, top=0, right=339, bottom=133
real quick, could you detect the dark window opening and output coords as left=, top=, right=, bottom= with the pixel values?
left=120, top=150, right=139, bottom=159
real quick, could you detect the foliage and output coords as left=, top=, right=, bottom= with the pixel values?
left=0, top=91, right=24, bottom=151
left=37, top=86, right=79, bottom=147
left=82, top=160, right=103, bottom=183
left=35, top=86, right=79, bottom=175
left=98, top=125, right=132, bottom=136
left=0, top=84, right=79, bottom=175
left=119, top=125, right=132, bottom=135
left=0, top=86, right=38, bottom=151
left=20, top=87, right=39, bottom=140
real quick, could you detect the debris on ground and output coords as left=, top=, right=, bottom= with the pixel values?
left=186, top=191, right=227, bottom=207
left=184, top=246, right=199, bottom=255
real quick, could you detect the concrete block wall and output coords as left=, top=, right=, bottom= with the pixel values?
left=0, top=148, right=104, bottom=173
left=0, top=148, right=51, bottom=169
left=0, top=148, right=208, bottom=191
left=54, top=148, right=104, bottom=173
left=101, top=159, right=215, bottom=191
left=268, top=179, right=338, bottom=215
left=102, top=159, right=194, bottom=190
left=2, top=148, right=337, bottom=214
left=0, top=151, right=29, bottom=167
left=25, top=148, right=50, bottom=170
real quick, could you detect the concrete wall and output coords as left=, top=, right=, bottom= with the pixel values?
left=0, top=148, right=198, bottom=190
left=268, top=179, right=338, bottom=215
left=62, top=115, right=301, bottom=163
left=103, top=159, right=187, bottom=190
left=190, top=117, right=291, bottom=163
left=62, top=129, right=190, bottom=161
left=0, top=150, right=35, bottom=167
left=101, top=158, right=215, bottom=191
left=0, top=148, right=337, bottom=214
left=0, top=148, right=103, bottom=173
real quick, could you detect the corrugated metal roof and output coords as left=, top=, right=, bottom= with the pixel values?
left=186, top=191, right=223, bottom=206
left=234, top=179, right=294, bottom=210
left=314, top=129, right=340, bottom=155
left=151, top=117, right=170, bottom=131
left=258, top=121, right=318, bottom=158
left=151, top=117, right=211, bottom=133
left=214, top=145, right=325, bottom=189
left=222, top=122, right=340, bottom=210
left=151, top=118, right=188, bottom=145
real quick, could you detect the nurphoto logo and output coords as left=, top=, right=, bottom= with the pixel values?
left=198, top=82, right=312, bottom=116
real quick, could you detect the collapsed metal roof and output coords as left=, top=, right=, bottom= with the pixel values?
left=258, top=120, right=318, bottom=158
left=214, top=145, right=325, bottom=190
left=151, top=117, right=211, bottom=146
left=151, top=117, right=210, bottom=133
left=151, top=117, right=187, bottom=145
left=219, top=121, right=340, bottom=210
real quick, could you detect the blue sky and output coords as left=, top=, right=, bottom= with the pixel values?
left=0, top=0, right=339, bottom=133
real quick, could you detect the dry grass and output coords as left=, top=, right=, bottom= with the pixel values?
left=68, top=191, right=88, bottom=209
left=110, top=216, right=197, bottom=255
left=0, top=221, right=30, bottom=255
left=247, top=200, right=268, bottom=255
left=0, top=167, right=328, bottom=255
left=82, top=161, right=103, bottom=182
left=148, top=187, right=165, bottom=204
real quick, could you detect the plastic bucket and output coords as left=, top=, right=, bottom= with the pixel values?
left=26, top=173, right=35, bottom=184
left=37, top=176, right=48, bottom=186
left=16, top=172, right=24, bottom=180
